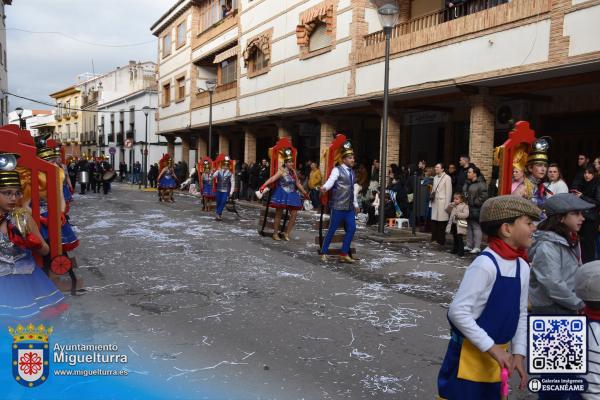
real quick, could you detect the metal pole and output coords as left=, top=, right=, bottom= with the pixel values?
left=144, top=113, right=148, bottom=188
left=208, top=92, right=213, bottom=158
left=377, top=27, right=392, bottom=234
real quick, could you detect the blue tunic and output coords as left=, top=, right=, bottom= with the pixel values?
left=270, top=170, right=302, bottom=210
left=159, top=169, right=177, bottom=189
left=0, top=231, right=65, bottom=320
left=201, top=172, right=215, bottom=198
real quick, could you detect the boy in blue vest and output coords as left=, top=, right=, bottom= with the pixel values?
left=438, top=195, right=541, bottom=399
left=319, top=141, right=359, bottom=264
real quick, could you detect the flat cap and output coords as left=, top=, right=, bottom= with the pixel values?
left=480, top=195, right=541, bottom=223
left=543, top=193, right=594, bottom=216
left=575, top=261, right=600, bottom=302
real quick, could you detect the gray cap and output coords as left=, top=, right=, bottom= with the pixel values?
left=575, top=261, right=600, bottom=302
left=543, top=193, right=594, bottom=216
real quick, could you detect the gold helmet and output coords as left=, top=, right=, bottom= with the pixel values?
left=0, top=152, right=22, bottom=189
left=340, top=140, right=354, bottom=159
left=527, top=137, right=550, bottom=166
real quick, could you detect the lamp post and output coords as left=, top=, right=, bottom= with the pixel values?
left=142, top=106, right=150, bottom=189
left=205, top=80, right=217, bottom=158
left=15, top=107, right=25, bottom=130
left=374, top=1, right=399, bottom=235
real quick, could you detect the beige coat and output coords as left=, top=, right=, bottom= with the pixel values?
left=431, top=173, right=453, bottom=221
left=445, top=202, right=470, bottom=235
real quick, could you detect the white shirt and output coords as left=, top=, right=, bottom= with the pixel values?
left=583, top=321, right=600, bottom=399
left=546, top=180, right=569, bottom=196
left=322, top=165, right=359, bottom=209
left=448, top=248, right=530, bottom=356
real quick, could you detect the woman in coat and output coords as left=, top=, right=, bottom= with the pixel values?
left=431, top=163, right=453, bottom=245
left=572, top=166, right=600, bottom=262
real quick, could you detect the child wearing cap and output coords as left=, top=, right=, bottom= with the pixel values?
left=529, top=193, right=594, bottom=315
left=438, top=195, right=541, bottom=399
left=575, top=260, right=600, bottom=399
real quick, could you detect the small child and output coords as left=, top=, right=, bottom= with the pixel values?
left=574, top=260, right=600, bottom=399
left=438, top=195, right=541, bottom=399
left=446, top=192, right=469, bottom=257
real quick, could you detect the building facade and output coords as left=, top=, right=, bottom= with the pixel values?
left=8, top=109, right=54, bottom=137
left=50, top=86, right=82, bottom=157
left=152, top=0, right=600, bottom=182
left=0, top=0, right=12, bottom=126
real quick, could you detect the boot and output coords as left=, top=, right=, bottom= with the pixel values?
left=272, top=233, right=281, bottom=241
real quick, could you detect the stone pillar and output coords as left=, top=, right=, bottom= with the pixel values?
left=197, top=135, right=207, bottom=159
left=181, top=136, right=190, bottom=166
left=166, top=136, right=175, bottom=158
left=275, top=121, right=293, bottom=140
left=218, top=133, right=229, bottom=156
left=318, top=116, right=337, bottom=175
left=244, top=128, right=257, bottom=164
left=381, top=112, right=401, bottom=168
left=469, top=92, right=496, bottom=182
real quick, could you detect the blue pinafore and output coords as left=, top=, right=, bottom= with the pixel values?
left=438, top=251, right=522, bottom=400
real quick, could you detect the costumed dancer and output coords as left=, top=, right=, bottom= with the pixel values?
left=35, top=145, right=80, bottom=257
left=0, top=152, right=66, bottom=320
left=319, top=140, right=358, bottom=264
left=524, top=137, right=551, bottom=211
left=213, top=155, right=235, bottom=221
left=199, top=159, right=215, bottom=211
left=259, top=148, right=308, bottom=241
left=157, top=154, right=177, bottom=203
left=437, top=196, right=540, bottom=399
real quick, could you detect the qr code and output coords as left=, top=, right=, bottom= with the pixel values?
left=528, top=316, right=587, bottom=374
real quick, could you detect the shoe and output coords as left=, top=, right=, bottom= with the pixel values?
left=339, top=255, right=356, bottom=264
left=272, top=233, right=281, bottom=241
left=464, top=246, right=472, bottom=251
left=470, top=248, right=481, bottom=254
left=215, top=215, right=222, bottom=221
left=281, top=233, right=290, bottom=241
left=320, top=255, right=328, bottom=262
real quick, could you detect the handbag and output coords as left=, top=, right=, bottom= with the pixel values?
left=457, top=219, right=468, bottom=229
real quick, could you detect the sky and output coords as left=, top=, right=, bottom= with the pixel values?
left=5, top=0, right=174, bottom=111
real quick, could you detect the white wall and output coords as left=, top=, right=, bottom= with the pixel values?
left=564, top=4, right=600, bottom=56
left=356, top=20, right=551, bottom=96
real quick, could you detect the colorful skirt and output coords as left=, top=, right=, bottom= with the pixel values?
left=0, top=267, right=66, bottom=320
left=159, top=175, right=177, bottom=189
left=269, top=186, right=303, bottom=210
left=202, top=185, right=215, bottom=199
left=40, top=215, right=80, bottom=252
left=63, top=183, right=73, bottom=203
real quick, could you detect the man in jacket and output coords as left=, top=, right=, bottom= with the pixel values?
left=572, top=154, right=590, bottom=192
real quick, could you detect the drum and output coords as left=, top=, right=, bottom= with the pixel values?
left=78, top=171, right=89, bottom=184
left=102, top=170, right=116, bottom=182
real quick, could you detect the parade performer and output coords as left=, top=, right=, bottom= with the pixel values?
left=524, top=137, right=551, bottom=210
left=0, top=152, right=66, bottom=320
left=35, top=145, right=80, bottom=255
left=437, top=196, right=539, bottom=399
left=213, top=155, right=235, bottom=221
left=259, top=147, right=307, bottom=241
left=319, top=139, right=359, bottom=264
left=198, top=158, right=215, bottom=212
left=157, top=154, right=177, bottom=203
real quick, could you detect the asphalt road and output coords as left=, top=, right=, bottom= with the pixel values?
left=54, top=183, right=533, bottom=399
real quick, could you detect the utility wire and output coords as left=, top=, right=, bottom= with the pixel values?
left=3, top=28, right=155, bottom=48
left=4, top=91, right=157, bottom=114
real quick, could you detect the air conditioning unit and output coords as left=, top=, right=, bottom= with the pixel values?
left=495, top=100, right=531, bottom=130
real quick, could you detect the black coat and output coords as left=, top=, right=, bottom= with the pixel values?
left=580, top=177, right=600, bottom=221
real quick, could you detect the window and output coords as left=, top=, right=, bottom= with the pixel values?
left=65, top=101, right=70, bottom=115
left=163, top=34, right=172, bottom=57
left=250, top=50, right=267, bottom=74
left=177, top=21, right=186, bottom=47
left=308, top=23, right=332, bottom=52
left=162, top=83, right=171, bottom=106
left=219, top=58, right=237, bottom=85
left=57, top=103, right=62, bottom=116
left=176, top=77, right=185, bottom=101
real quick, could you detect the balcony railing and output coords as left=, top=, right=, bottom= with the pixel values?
left=126, top=129, right=134, bottom=140
left=55, top=114, right=62, bottom=121
left=108, top=134, right=115, bottom=143
left=117, top=133, right=124, bottom=144
left=198, top=0, right=238, bottom=34
left=367, top=0, right=512, bottom=46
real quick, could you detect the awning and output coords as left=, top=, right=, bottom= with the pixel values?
left=214, top=47, right=238, bottom=64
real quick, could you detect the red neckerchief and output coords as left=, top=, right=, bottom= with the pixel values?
left=488, top=236, right=529, bottom=262
left=584, top=306, right=600, bottom=321
left=537, top=182, right=545, bottom=198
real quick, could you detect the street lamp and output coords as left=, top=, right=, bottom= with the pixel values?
left=15, top=107, right=25, bottom=130
left=205, top=80, right=217, bottom=158
left=142, top=106, right=150, bottom=189
left=374, top=0, right=399, bottom=235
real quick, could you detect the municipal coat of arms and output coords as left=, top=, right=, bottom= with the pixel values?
left=8, top=323, right=52, bottom=387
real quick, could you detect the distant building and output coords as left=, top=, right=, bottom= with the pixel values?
left=8, top=109, right=54, bottom=137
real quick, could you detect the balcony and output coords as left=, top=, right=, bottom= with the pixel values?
left=55, top=114, right=62, bottom=121
left=193, top=0, right=239, bottom=49
left=357, top=0, right=551, bottom=63
left=117, top=133, right=124, bottom=145
left=108, top=134, right=115, bottom=143
left=192, top=81, right=237, bottom=110
left=126, top=129, right=135, bottom=140
left=70, top=110, right=77, bottom=117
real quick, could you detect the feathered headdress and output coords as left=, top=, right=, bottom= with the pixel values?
left=159, top=153, right=172, bottom=171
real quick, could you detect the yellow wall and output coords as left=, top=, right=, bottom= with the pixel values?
left=411, top=0, right=445, bottom=18
left=53, top=90, right=82, bottom=144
